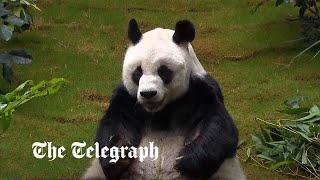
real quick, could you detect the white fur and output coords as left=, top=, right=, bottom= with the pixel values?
left=82, top=158, right=106, bottom=180
left=122, top=28, right=205, bottom=112
left=212, top=156, right=246, bottom=180
left=187, top=43, right=206, bottom=76
left=83, top=132, right=246, bottom=180
left=130, top=131, right=246, bottom=180
left=129, top=130, right=185, bottom=180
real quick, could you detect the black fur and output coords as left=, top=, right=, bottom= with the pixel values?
left=95, top=84, right=146, bottom=179
left=131, top=66, right=142, bottom=85
left=158, top=65, right=173, bottom=85
left=174, top=75, right=237, bottom=178
left=95, top=74, right=238, bottom=179
left=173, top=20, right=195, bottom=44
left=128, top=19, right=142, bottom=44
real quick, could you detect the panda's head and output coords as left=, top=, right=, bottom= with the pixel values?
left=122, top=19, right=206, bottom=113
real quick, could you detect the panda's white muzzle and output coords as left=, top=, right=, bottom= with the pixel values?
left=138, top=75, right=166, bottom=112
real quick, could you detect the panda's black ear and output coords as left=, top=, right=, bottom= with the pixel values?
left=173, top=20, right=195, bottom=44
left=128, top=19, right=142, bottom=44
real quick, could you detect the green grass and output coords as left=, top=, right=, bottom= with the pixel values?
left=1, top=0, right=320, bottom=179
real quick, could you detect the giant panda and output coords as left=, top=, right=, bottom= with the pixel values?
left=83, top=19, right=246, bottom=180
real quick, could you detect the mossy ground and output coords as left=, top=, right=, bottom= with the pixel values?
left=0, top=0, right=319, bottom=179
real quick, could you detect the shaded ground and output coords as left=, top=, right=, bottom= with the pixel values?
left=0, top=0, right=320, bottom=179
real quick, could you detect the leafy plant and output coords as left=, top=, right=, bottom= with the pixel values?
left=280, top=0, right=319, bottom=18
left=1, top=49, right=32, bottom=82
left=0, top=0, right=40, bottom=82
left=253, top=0, right=319, bottom=17
left=0, top=78, right=67, bottom=133
left=0, top=0, right=40, bottom=41
left=248, top=100, right=320, bottom=179
left=253, top=0, right=320, bottom=59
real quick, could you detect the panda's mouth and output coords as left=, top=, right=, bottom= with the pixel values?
left=141, top=98, right=165, bottom=112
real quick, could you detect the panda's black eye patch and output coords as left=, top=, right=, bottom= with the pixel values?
left=132, top=66, right=143, bottom=85
left=158, top=65, right=173, bottom=84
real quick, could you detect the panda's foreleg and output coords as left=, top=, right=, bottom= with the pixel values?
left=83, top=84, right=144, bottom=179
left=175, top=111, right=238, bottom=178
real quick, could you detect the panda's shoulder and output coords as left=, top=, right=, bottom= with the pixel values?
left=110, top=83, right=136, bottom=102
left=105, top=83, right=139, bottom=114
left=190, top=73, right=224, bottom=103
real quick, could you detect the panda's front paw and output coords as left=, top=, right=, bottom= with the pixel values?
left=174, top=148, right=209, bottom=178
left=174, top=156, right=202, bottom=178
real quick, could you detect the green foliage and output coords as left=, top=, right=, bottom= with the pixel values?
left=0, top=0, right=40, bottom=82
left=254, top=0, right=320, bottom=59
left=0, top=78, right=67, bottom=133
left=0, top=49, right=32, bottom=82
left=301, top=17, right=320, bottom=45
left=0, top=0, right=40, bottom=41
left=276, top=0, right=319, bottom=17
left=248, top=100, right=320, bottom=179
left=254, top=0, right=319, bottom=17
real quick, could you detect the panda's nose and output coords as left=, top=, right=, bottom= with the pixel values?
left=140, top=90, right=157, bottom=99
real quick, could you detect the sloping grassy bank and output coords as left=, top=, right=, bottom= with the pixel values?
left=1, top=0, right=319, bottom=179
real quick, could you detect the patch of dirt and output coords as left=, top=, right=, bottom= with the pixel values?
left=33, top=18, right=52, bottom=31
left=67, top=22, right=88, bottom=31
left=223, top=46, right=301, bottom=61
left=33, top=18, right=88, bottom=32
left=100, top=24, right=116, bottom=34
left=257, top=77, right=270, bottom=84
left=42, top=58, right=54, bottom=68
left=76, top=40, right=95, bottom=54
left=127, top=6, right=212, bottom=13
left=0, top=133, right=5, bottom=138
left=127, top=7, right=160, bottom=12
left=79, top=89, right=109, bottom=103
left=249, top=90, right=285, bottom=102
left=52, top=115, right=98, bottom=123
left=33, top=24, right=51, bottom=31
left=37, top=0, right=65, bottom=6
left=227, top=24, right=243, bottom=32
left=193, top=39, right=219, bottom=60
left=187, top=7, right=212, bottom=13
left=138, top=20, right=153, bottom=30
left=197, top=25, right=220, bottom=34
left=223, top=50, right=263, bottom=61
left=294, top=72, right=320, bottom=83
left=79, top=4, right=115, bottom=12
left=242, top=1, right=258, bottom=8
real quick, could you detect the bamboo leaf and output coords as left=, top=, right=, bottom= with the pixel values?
left=0, top=24, right=13, bottom=41
left=270, top=160, right=293, bottom=170
left=0, top=78, right=67, bottom=132
left=257, top=154, right=276, bottom=162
